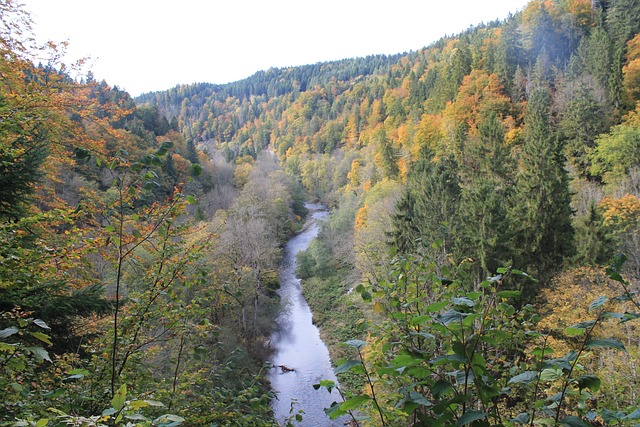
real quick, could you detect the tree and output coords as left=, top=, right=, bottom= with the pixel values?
left=391, top=146, right=460, bottom=259
left=509, top=88, right=574, bottom=281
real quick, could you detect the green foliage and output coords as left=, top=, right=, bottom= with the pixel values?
left=324, top=251, right=639, bottom=427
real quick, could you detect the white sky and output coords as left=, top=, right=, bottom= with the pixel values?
left=21, top=0, right=531, bottom=96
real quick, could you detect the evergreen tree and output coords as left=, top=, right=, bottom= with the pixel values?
left=457, top=113, right=514, bottom=280
left=509, top=88, right=575, bottom=281
left=391, top=147, right=460, bottom=256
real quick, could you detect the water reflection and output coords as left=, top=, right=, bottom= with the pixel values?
left=269, top=204, right=347, bottom=426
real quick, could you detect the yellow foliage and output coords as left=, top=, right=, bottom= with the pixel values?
left=355, top=204, right=368, bottom=230
left=538, top=267, right=640, bottom=407
left=623, top=33, right=640, bottom=106
left=598, top=194, right=640, bottom=232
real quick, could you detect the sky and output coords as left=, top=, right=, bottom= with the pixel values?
left=21, top=0, right=532, bottom=97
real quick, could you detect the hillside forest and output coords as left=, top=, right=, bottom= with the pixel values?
left=2, top=0, right=640, bottom=426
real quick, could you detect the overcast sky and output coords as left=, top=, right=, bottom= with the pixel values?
left=21, top=0, right=531, bottom=96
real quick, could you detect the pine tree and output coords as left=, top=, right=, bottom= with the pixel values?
left=457, top=113, right=514, bottom=280
left=391, top=147, right=460, bottom=256
left=509, top=88, right=575, bottom=281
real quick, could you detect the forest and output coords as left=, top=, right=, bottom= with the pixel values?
left=2, top=0, right=640, bottom=425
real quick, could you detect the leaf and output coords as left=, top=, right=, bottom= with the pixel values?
left=437, top=309, right=467, bottom=326
left=335, top=360, right=362, bottom=374
left=496, top=290, right=521, bottom=298
left=102, top=407, right=117, bottom=416
left=30, top=331, right=53, bottom=346
left=451, top=296, right=475, bottom=306
left=0, top=326, right=19, bottom=339
left=540, top=368, right=563, bottom=382
left=131, top=228, right=142, bottom=239
left=456, top=410, right=487, bottom=426
left=186, top=195, right=196, bottom=205
left=153, top=414, right=185, bottom=427
left=406, top=391, right=433, bottom=407
left=127, top=400, right=150, bottom=410
left=589, top=296, right=608, bottom=312
left=36, top=419, right=49, bottom=427
left=508, top=371, right=538, bottom=384
left=343, top=339, right=367, bottom=350
left=424, top=300, right=449, bottom=312
left=558, top=416, right=589, bottom=427
left=111, top=383, right=127, bottom=412
left=585, top=339, right=626, bottom=351
left=325, top=401, right=345, bottom=420
left=574, top=375, right=601, bottom=392
left=512, top=413, right=531, bottom=424
left=313, top=380, right=336, bottom=392
left=564, top=326, right=586, bottom=337
left=33, top=319, right=50, bottom=329
left=125, top=413, right=150, bottom=421
left=26, top=346, right=51, bottom=363
left=339, top=395, right=371, bottom=411
left=431, top=380, right=452, bottom=398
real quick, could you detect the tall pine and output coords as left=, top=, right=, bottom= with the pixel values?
left=509, top=88, right=574, bottom=281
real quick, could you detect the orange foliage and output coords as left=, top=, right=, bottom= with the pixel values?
left=598, top=194, right=640, bottom=232
left=567, top=0, right=595, bottom=28
left=623, top=33, right=640, bottom=106
left=449, top=70, right=510, bottom=130
left=355, top=204, right=368, bottom=230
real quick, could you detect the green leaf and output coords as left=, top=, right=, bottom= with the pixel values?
left=26, top=346, right=51, bottom=362
left=43, top=388, right=65, bottom=398
left=451, top=297, right=475, bottom=307
left=456, top=410, right=487, bottom=426
left=558, top=416, right=589, bottom=427
left=33, top=319, right=50, bottom=329
left=153, top=413, right=185, bottom=427
left=325, top=401, right=345, bottom=420
left=186, top=195, right=196, bottom=205
left=431, top=380, right=452, bottom=398
left=344, top=339, right=367, bottom=350
left=589, top=296, right=608, bottom=312
left=512, top=413, right=530, bottom=424
left=424, top=300, right=449, bottom=312
left=574, top=375, right=601, bottom=392
left=105, top=225, right=115, bottom=233
left=111, top=383, right=127, bottom=411
left=540, top=368, right=563, bottom=382
left=125, top=413, right=149, bottom=421
left=189, top=164, right=203, bottom=177
left=437, top=309, right=467, bottom=326
left=0, top=326, right=19, bottom=339
left=102, top=407, right=117, bottom=416
left=565, top=326, right=586, bottom=337
left=36, top=419, right=49, bottom=427
left=585, top=339, right=625, bottom=351
left=313, top=380, right=336, bottom=392
left=340, top=395, right=371, bottom=411
left=131, top=228, right=142, bottom=239
left=508, top=371, right=538, bottom=384
left=30, top=331, right=53, bottom=346
left=406, top=391, right=432, bottom=407
left=496, top=290, right=521, bottom=298
left=335, top=360, right=362, bottom=374
left=127, top=400, right=150, bottom=410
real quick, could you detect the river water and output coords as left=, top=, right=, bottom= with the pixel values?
left=269, top=204, right=347, bottom=426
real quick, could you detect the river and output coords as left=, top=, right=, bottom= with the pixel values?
left=268, top=203, right=348, bottom=426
